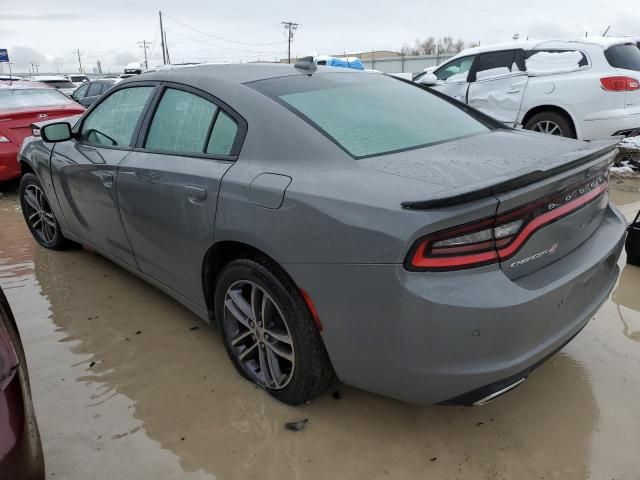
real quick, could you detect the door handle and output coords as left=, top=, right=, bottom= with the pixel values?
left=185, top=185, right=207, bottom=204
left=99, top=172, right=114, bottom=188
left=507, top=89, right=522, bottom=94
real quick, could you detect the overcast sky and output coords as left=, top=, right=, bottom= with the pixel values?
left=2, top=0, right=639, bottom=74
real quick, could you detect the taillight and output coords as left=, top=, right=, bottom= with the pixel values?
left=407, top=174, right=609, bottom=271
left=600, top=76, right=640, bottom=91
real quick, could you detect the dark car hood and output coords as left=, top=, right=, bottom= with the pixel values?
left=359, top=129, right=618, bottom=205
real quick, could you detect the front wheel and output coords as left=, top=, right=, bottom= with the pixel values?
left=214, top=257, right=334, bottom=405
left=19, top=173, right=72, bottom=250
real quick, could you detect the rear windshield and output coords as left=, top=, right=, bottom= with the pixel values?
left=605, top=44, right=640, bottom=71
left=0, top=88, right=74, bottom=109
left=250, top=73, right=490, bottom=158
left=69, top=76, right=88, bottom=82
left=43, top=80, right=76, bottom=89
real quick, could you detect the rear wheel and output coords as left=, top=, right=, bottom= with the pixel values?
left=214, top=257, right=334, bottom=405
left=19, top=173, right=72, bottom=250
left=524, top=111, right=576, bottom=138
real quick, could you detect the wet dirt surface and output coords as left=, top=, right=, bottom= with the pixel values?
left=1, top=185, right=640, bottom=480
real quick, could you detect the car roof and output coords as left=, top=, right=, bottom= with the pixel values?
left=136, top=62, right=368, bottom=85
left=22, top=75, right=70, bottom=81
left=456, top=36, right=636, bottom=58
left=0, top=81, right=52, bottom=90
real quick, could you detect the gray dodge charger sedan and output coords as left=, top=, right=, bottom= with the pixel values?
left=17, top=63, right=626, bottom=406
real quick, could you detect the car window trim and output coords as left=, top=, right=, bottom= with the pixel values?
left=75, top=81, right=161, bottom=151
left=133, top=81, right=247, bottom=161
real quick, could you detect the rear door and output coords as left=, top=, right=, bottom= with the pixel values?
left=50, top=84, right=156, bottom=266
left=430, top=55, right=476, bottom=103
left=117, top=83, right=244, bottom=307
left=467, top=50, right=528, bottom=126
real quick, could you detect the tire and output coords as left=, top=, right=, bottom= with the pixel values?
left=19, top=173, right=73, bottom=250
left=214, top=256, right=334, bottom=405
left=524, top=111, right=576, bottom=138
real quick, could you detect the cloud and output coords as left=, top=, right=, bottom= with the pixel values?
left=108, top=51, right=139, bottom=65
left=8, top=46, right=49, bottom=64
left=3, top=13, right=89, bottom=21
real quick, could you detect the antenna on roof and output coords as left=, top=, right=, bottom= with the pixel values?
left=602, top=25, right=611, bottom=36
left=294, top=56, right=317, bottom=74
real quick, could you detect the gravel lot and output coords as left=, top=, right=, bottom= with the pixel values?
left=1, top=185, right=640, bottom=480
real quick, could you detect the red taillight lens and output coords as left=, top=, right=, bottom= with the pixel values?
left=407, top=174, right=609, bottom=271
left=600, top=76, right=640, bottom=91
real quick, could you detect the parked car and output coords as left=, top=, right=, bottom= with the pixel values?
left=65, top=74, right=90, bottom=88
left=18, top=64, right=626, bottom=406
left=0, top=285, right=45, bottom=480
left=417, top=37, right=640, bottom=140
left=20, top=76, right=77, bottom=97
left=0, top=76, right=22, bottom=82
left=71, top=79, right=118, bottom=107
left=0, top=82, right=84, bottom=182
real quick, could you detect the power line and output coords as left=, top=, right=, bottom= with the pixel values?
left=162, top=13, right=287, bottom=46
left=163, top=28, right=288, bottom=55
left=281, top=21, right=299, bottom=64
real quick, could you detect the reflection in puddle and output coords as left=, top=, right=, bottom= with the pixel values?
left=1, top=189, right=639, bottom=479
left=612, top=264, right=640, bottom=342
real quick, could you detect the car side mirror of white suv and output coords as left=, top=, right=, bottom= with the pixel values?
left=418, top=72, right=439, bottom=86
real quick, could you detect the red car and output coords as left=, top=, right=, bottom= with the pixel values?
left=0, top=81, right=84, bottom=182
left=0, top=285, right=44, bottom=480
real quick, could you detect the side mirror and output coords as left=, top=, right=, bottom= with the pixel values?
left=41, top=122, right=73, bottom=143
left=418, top=72, right=439, bottom=86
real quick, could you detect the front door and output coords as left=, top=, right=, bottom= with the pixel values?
left=467, top=50, right=528, bottom=126
left=117, top=85, right=243, bottom=307
left=50, top=85, right=156, bottom=266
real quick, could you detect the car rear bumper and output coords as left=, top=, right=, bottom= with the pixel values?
left=285, top=204, right=626, bottom=405
left=581, top=106, right=640, bottom=140
left=0, top=146, right=21, bottom=182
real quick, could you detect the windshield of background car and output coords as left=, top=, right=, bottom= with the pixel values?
left=605, top=44, right=640, bottom=71
left=0, top=88, right=74, bottom=109
left=249, top=72, right=490, bottom=158
left=45, top=80, right=76, bottom=89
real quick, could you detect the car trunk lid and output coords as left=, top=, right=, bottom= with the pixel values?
left=0, top=105, right=84, bottom=144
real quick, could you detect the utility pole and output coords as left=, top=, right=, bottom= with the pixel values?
left=159, top=11, right=166, bottom=65
left=138, top=40, right=151, bottom=69
left=164, top=30, right=171, bottom=64
left=34, top=64, right=40, bottom=74
left=281, top=21, right=299, bottom=64
left=76, top=48, right=83, bottom=73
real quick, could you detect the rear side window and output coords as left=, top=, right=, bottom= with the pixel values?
left=525, top=50, right=588, bottom=75
left=206, top=111, right=238, bottom=155
left=473, top=50, right=524, bottom=81
left=250, top=73, right=490, bottom=159
left=146, top=88, right=217, bottom=154
left=81, top=86, right=153, bottom=147
left=605, top=44, right=640, bottom=71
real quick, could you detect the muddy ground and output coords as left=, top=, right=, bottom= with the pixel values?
left=1, top=184, right=640, bottom=480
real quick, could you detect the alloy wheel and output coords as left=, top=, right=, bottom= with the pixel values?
left=223, top=280, right=295, bottom=389
left=532, top=120, right=563, bottom=136
left=22, top=185, right=58, bottom=245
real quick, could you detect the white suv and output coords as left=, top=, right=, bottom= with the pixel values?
left=417, top=37, right=640, bottom=140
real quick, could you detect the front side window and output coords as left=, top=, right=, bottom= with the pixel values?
left=87, top=83, right=103, bottom=97
left=605, top=44, right=640, bottom=71
left=81, top=86, right=153, bottom=147
left=146, top=88, right=217, bottom=154
left=250, top=73, right=490, bottom=158
left=72, top=83, right=89, bottom=99
left=435, top=56, right=475, bottom=83
left=474, top=50, right=523, bottom=81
